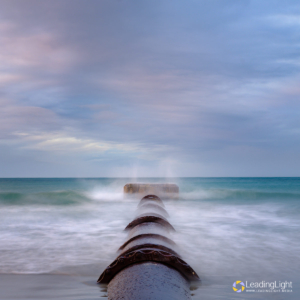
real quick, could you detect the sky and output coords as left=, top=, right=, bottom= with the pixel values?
left=0, top=0, right=300, bottom=177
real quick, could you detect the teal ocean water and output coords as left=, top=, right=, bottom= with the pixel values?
left=0, top=178, right=299, bottom=299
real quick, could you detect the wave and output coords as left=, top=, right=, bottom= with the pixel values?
left=181, top=188, right=300, bottom=202
left=0, top=190, right=90, bottom=206
left=0, top=187, right=299, bottom=206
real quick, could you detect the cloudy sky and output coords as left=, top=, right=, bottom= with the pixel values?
left=0, top=0, right=299, bottom=177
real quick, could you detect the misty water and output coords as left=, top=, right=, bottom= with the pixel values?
left=0, top=178, right=299, bottom=299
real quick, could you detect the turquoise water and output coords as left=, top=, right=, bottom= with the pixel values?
left=0, top=178, right=299, bottom=299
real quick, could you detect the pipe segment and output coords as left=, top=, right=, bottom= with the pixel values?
left=98, top=194, right=200, bottom=300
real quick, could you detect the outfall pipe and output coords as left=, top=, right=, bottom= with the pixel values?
left=98, top=194, right=200, bottom=300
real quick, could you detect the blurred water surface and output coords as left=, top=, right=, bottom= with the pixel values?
left=0, top=178, right=299, bottom=299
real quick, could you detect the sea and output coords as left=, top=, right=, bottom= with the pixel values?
left=0, top=177, right=299, bottom=300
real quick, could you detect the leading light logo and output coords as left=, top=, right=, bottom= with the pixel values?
left=233, top=281, right=245, bottom=293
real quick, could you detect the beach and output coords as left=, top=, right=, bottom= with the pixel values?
left=0, top=178, right=299, bottom=299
